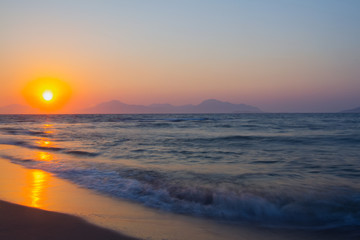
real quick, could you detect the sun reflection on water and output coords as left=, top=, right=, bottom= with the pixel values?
left=30, top=169, right=49, bottom=208
left=27, top=125, right=56, bottom=207
left=36, top=138, right=55, bottom=148
left=43, top=123, right=54, bottom=134
left=37, top=151, right=54, bottom=161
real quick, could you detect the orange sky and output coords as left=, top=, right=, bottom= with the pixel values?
left=1, top=0, right=360, bottom=113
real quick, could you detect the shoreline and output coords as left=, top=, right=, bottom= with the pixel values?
left=0, top=155, right=253, bottom=240
left=0, top=200, right=137, bottom=240
left=0, top=155, right=358, bottom=240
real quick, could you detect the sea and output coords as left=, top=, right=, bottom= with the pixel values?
left=0, top=113, right=359, bottom=231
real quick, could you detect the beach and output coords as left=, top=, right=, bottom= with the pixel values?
left=0, top=156, right=357, bottom=240
left=0, top=200, right=136, bottom=240
left=0, top=156, right=262, bottom=240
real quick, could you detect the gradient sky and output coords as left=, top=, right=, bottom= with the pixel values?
left=1, top=0, right=360, bottom=112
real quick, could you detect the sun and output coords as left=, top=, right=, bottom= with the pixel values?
left=42, top=90, right=53, bottom=101
left=22, top=77, right=72, bottom=112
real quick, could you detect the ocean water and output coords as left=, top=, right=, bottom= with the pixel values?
left=0, top=113, right=359, bottom=230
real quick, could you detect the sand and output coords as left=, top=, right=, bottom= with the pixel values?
left=0, top=148, right=357, bottom=240
left=0, top=200, right=137, bottom=240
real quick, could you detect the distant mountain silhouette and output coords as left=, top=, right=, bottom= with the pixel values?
left=81, top=99, right=262, bottom=114
left=341, top=106, right=360, bottom=113
left=0, top=104, right=35, bottom=114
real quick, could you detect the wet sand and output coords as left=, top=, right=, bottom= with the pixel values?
left=0, top=153, right=357, bottom=240
left=0, top=200, right=137, bottom=240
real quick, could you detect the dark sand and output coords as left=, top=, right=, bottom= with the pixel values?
left=0, top=200, right=138, bottom=240
left=1, top=199, right=357, bottom=240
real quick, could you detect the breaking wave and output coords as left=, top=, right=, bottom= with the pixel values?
left=4, top=154, right=360, bottom=230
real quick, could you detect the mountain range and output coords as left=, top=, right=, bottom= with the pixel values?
left=0, top=99, right=262, bottom=114
left=2, top=100, right=359, bottom=114
left=81, top=99, right=262, bottom=114
left=340, top=106, right=360, bottom=113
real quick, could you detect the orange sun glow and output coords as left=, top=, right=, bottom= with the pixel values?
left=22, top=78, right=72, bottom=112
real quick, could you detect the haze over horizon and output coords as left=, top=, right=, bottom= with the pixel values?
left=1, top=0, right=360, bottom=113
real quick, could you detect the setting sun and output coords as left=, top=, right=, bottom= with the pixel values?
left=22, top=77, right=72, bottom=112
left=42, top=90, right=53, bottom=101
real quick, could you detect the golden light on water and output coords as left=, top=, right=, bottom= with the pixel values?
left=35, top=124, right=56, bottom=161
left=30, top=170, right=49, bottom=208
left=37, top=151, right=54, bottom=162
left=36, top=139, right=54, bottom=148
left=43, top=123, right=54, bottom=134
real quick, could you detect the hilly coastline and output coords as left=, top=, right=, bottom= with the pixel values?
left=0, top=99, right=262, bottom=114
left=81, top=99, right=262, bottom=114
left=341, top=106, right=360, bottom=113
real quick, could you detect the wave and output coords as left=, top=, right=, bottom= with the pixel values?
left=160, top=117, right=209, bottom=122
left=64, top=150, right=100, bottom=157
left=0, top=138, right=63, bottom=151
left=0, top=127, right=48, bottom=137
left=4, top=156, right=360, bottom=230
left=185, top=134, right=360, bottom=146
left=0, top=154, right=35, bottom=162
left=1, top=113, right=360, bottom=230
left=0, top=138, right=99, bottom=158
left=132, top=117, right=210, bottom=128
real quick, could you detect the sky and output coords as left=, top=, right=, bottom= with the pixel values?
left=1, top=0, right=360, bottom=113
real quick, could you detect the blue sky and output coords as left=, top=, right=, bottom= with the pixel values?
left=1, top=0, right=360, bottom=112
